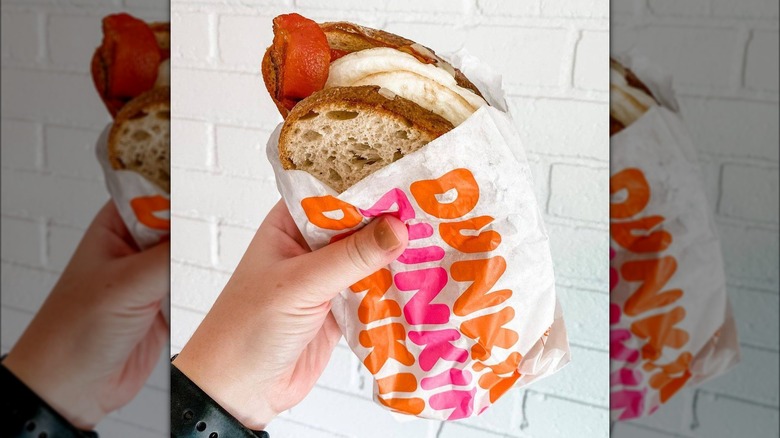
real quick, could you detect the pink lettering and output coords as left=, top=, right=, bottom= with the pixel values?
left=611, top=389, right=646, bottom=420
left=397, top=246, right=445, bottom=264
left=429, top=388, right=477, bottom=420
left=408, top=329, right=468, bottom=372
left=395, top=268, right=450, bottom=325
left=360, top=188, right=415, bottom=221
left=407, top=222, right=434, bottom=240
left=420, top=369, right=473, bottom=390
left=610, top=329, right=640, bottom=363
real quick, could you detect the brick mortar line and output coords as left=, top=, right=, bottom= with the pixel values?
left=543, top=217, right=610, bottom=230
left=616, top=422, right=693, bottom=438
left=714, top=217, right=780, bottom=232
left=526, top=388, right=609, bottom=409
left=0, top=3, right=166, bottom=15
left=725, top=281, right=780, bottom=296
left=172, top=116, right=277, bottom=132
left=697, top=152, right=780, bottom=167
left=0, top=303, right=36, bottom=316
left=171, top=164, right=276, bottom=183
left=171, top=258, right=234, bottom=275
left=699, top=389, right=780, bottom=410
left=677, top=89, right=780, bottom=103
left=613, top=16, right=780, bottom=29
left=727, top=284, right=780, bottom=296
left=1, top=64, right=91, bottom=76
left=738, top=342, right=780, bottom=354
left=1, top=165, right=106, bottom=184
left=555, top=281, right=610, bottom=294
left=1, top=116, right=109, bottom=130
left=0, top=259, right=63, bottom=276
left=525, top=153, right=609, bottom=165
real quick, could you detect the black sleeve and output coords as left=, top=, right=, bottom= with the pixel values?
left=0, top=361, right=99, bottom=438
left=170, top=362, right=269, bottom=438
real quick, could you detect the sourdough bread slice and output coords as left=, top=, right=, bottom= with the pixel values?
left=279, top=86, right=453, bottom=193
left=108, top=86, right=170, bottom=192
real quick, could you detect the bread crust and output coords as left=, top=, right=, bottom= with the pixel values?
left=108, top=86, right=170, bottom=184
left=279, top=85, right=453, bottom=171
left=262, top=20, right=485, bottom=119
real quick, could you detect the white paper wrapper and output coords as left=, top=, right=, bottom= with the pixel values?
left=267, top=51, right=570, bottom=420
left=95, top=125, right=171, bottom=323
left=609, top=53, right=739, bottom=421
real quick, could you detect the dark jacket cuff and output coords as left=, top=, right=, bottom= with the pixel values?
left=170, top=362, right=269, bottom=438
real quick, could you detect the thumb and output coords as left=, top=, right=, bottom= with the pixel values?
left=115, top=240, right=171, bottom=307
left=285, top=215, right=408, bottom=304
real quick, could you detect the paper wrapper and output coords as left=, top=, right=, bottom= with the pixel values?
left=95, top=125, right=171, bottom=323
left=609, top=53, right=740, bottom=421
left=267, top=51, right=570, bottom=421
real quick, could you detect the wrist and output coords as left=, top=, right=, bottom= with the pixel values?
left=4, top=327, right=104, bottom=429
left=173, top=347, right=276, bottom=430
left=1, top=360, right=99, bottom=437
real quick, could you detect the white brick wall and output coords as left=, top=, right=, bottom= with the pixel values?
left=611, top=0, right=779, bottom=437
left=170, top=1, right=609, bottom=437
left=1, top=1, right=169, bottom=436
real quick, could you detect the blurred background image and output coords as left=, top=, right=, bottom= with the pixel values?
left=1, top=0, right=169, bottom=436
left=610, top=0, right=778, bottom=437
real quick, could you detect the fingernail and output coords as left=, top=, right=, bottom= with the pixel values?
left=374, top=217, right=401, bottom=251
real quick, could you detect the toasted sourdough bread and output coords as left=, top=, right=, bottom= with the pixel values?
left=262, top=21, right=484, bottom=119
left=279, top=86, right=453, bottom=193
left=108, top=86, right=171, bottom=192
left=610, top=59, right=658, bottom=136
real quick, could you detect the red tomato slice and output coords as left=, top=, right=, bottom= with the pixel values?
left=102, top=13, right=161, bottom=99
left=272, top=13, right=330, bottom=110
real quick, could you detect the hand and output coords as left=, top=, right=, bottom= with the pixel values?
left=173, top=200, right=409, bottom=430
left=3, top=201, right=169, bottom=429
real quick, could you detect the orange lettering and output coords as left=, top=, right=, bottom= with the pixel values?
left=647, top=352, right=693, bottom=403
left=473, top=353, right=523, bottom=403
left=377, top=396, right=425, bottom=415
left=359, top=323, right=415, bottom=374
left=130, top=195, right=170, bottom=230
left=439, top=216, right=501, bottom=253
left=301, top=195, right=363, bottom=230
left=622, top=257, right=682, bottom=316
left=611, top=168, right=650, bottom=219
left=350, top=269, right=401, bottom=324
left=630, top=307, right=689, bottom=361
left=410, top=168, right=479, bottom=219
left=377, top=373, right=418, bottom=394
left=460, top=307, right=519, bottom=361
left=452, top=257, right=512, bottom=317
left=611, top=216, right=672, bottom=253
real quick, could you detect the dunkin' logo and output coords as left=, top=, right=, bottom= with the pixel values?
left=610, top=168, right=692, bottom=420
left=302, top=168, right=522, bottom=419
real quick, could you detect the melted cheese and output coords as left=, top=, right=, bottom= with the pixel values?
left=326, top=47, right=487, bottom=126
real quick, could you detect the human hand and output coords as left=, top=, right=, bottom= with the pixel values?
left=3, top=201, right=169, bottom=430
left=173, top=199, right=409, bottom=430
